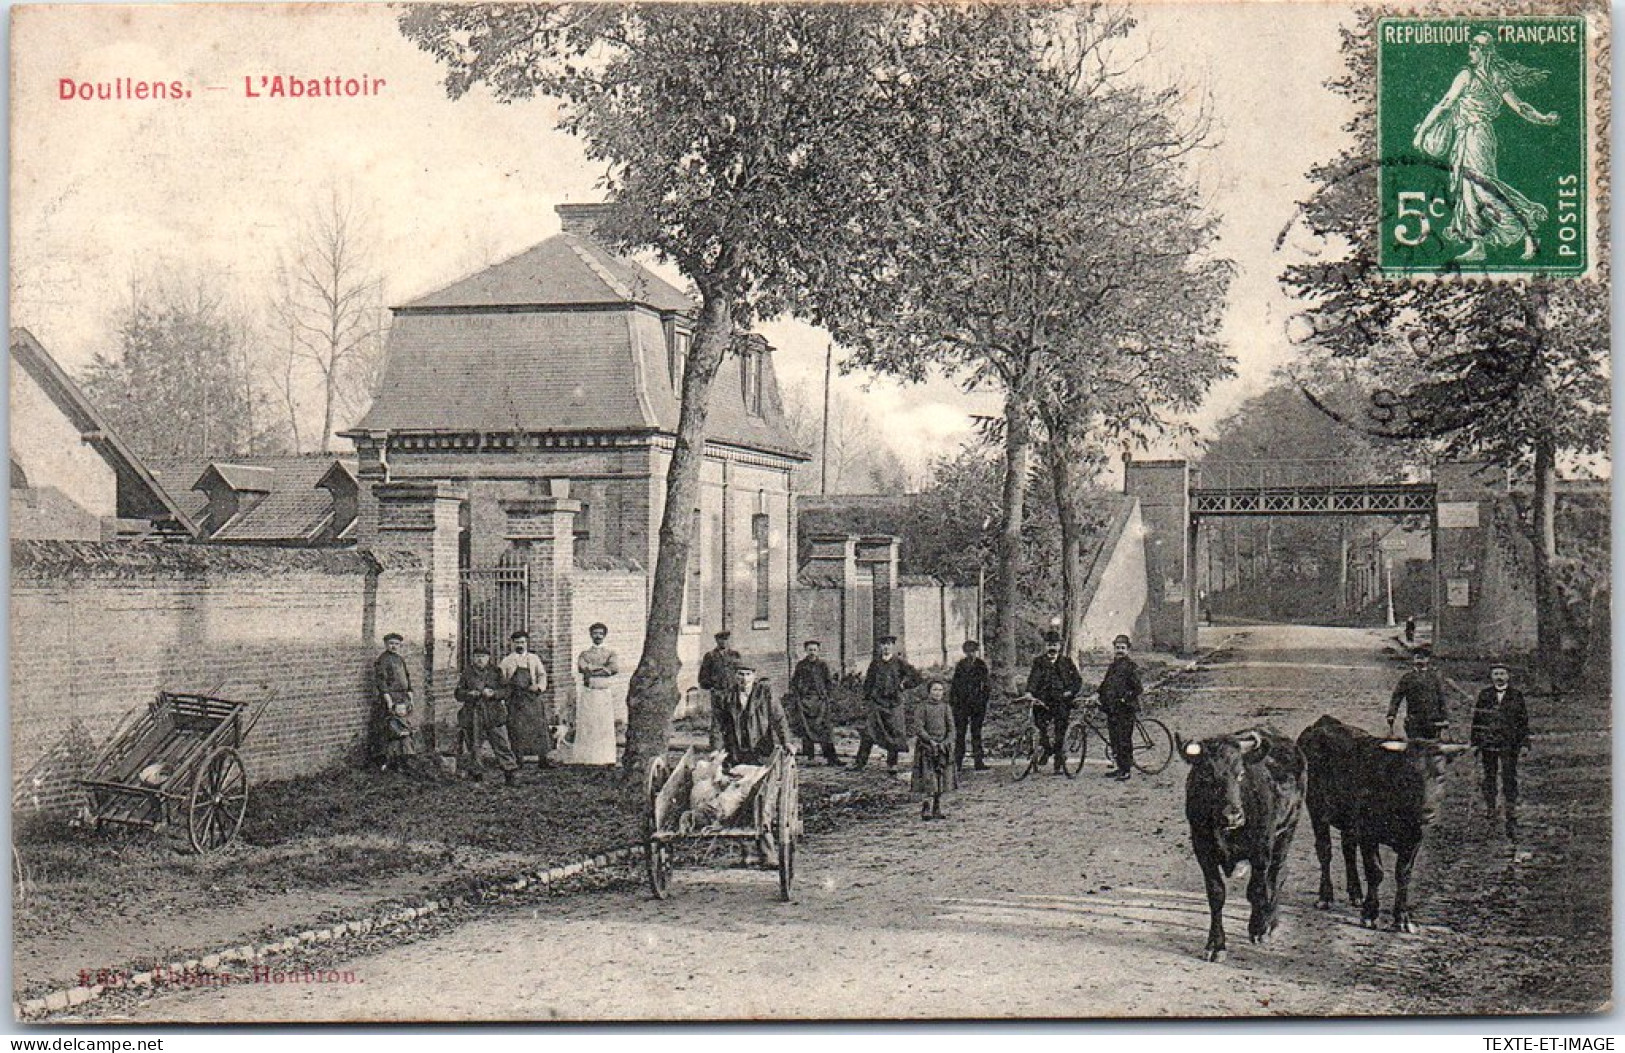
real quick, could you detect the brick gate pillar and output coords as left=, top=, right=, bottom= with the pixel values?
left=373, top=480, right=465, bottom=752
left=803, top=534, right=859, bottom=673
left=501, top=482, right=581, bottom=743
left=1124, top=458, right=1195, bottom=655
left=857, top=535, right=902, bottom=656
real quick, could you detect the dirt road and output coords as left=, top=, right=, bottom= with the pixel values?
left=109, top=625, right=1610, bottom=1021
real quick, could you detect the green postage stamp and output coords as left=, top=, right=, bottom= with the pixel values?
left=1378, top=18, right=1588, bottom=276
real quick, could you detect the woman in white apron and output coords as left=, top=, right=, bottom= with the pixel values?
left=569, top=622, right=619, bottom=766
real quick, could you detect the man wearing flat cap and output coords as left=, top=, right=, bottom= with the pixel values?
left=788, top=639, right=843, bottom=766
left=1026, top=629, right=1083, bottom=776
left=951, top=640, right=992, bottom=772
left=699, top=630, right=742, bottom=757
left=855, top=635, right=921, bottom=772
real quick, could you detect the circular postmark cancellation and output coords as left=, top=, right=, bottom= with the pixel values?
left=1377, top=16, right=1590, bottom=277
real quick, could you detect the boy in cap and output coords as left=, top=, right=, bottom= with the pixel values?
left=950, top=640, right=991, bottom=771
left=855, top=635, right=921, bottom=772
left=1097, top=634, right=1143, bottom=780
left=1026, top=630, right=1083, bottom=775
left=455, top=646, right=520, bottom=785
left=372, top=633, right=415, bottom=773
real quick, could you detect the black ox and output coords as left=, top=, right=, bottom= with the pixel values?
left=1297, top=715, right=1469, bottom=932
left=1180, top=728, right=1305, bottom=963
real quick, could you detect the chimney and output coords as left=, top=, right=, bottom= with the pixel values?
left=556, top=202, right=617, bottom=239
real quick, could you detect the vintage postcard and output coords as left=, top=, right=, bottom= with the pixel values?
left=8, top=0, right=1610, bottom=1024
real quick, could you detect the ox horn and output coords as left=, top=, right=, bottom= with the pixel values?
left=1380, top=739, right=1408, bottom=752
left=1438, top=743, right=1473, bottom=756
left=1178, top=734, right=1203, bottom=762
left=1234, top=730, right=1264, bottom=753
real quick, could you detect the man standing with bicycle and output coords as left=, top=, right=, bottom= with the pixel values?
left=1026, top=630, right=1082, bottom=776
left=1099, top=634, right=1143, bottom=781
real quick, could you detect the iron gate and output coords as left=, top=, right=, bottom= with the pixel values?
left=459, top=564, right=529, bottom=660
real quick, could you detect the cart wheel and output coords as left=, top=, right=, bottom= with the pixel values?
left=187, top=747, right=248, bottom=853
left=776, top=763, right=796, bottom=902
left=644, top=755, right=673, bottom=900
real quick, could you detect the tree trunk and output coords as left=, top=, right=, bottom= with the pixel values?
left=321, top=364, right=337, bottom=454
left=991, top=396, right=1032, bottom=692
left=1050, top=445, right=1084, bottom=659
left=1531, top=436, right=1564, bottom=691
left=621, top=288, right=736, bottom=784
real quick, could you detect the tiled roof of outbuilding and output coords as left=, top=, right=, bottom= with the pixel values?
left=401, top=234, right=694, bottom=314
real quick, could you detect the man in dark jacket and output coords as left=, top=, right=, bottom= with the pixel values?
left=788, top=640, right=843, bottom=766
left=372, top=633, right=415, bottom=773
left=1470, top=663, right=1530, bottom=836
left=854, top=636, right=921, bottom=772
left=950, top=640, right=992, bottom=772
left=1097, top=634, right=1143, bottom=780
left=734, top=665, right=793, bottom=766
left=1027, top=631, right=1083, bottom=775
left=699, top=631, right=742, bottom=757
left=455, top=646, right=519, bottom=785
left=1388, top=647, right=1448, bottom=740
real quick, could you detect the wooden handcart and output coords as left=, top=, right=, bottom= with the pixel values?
left=78, top=687, right=276, bottom=853
left=643, top=746, right=802, bottom=902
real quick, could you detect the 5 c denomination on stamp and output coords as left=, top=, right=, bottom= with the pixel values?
left=1378, top=17, right=1588, bottom=276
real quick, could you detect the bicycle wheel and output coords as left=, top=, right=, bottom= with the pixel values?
left=1012, top=726, right=1043, bottom=781
left=1062, top=722, right=1088, bottom=777
left=1133, top=717, right=1175, bottom=775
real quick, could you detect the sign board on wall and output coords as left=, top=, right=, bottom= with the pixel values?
left=1437, top=502, right=1481, bottom=529
left=1447, top=579, right=1472, bottom=607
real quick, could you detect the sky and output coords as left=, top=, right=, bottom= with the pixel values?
left=10, top=2, right=1358, bottom=481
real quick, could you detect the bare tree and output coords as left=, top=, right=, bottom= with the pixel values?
left=272, top=186, right=386, bottom=453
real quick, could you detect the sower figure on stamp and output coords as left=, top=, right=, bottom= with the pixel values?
left=1026, top=630, right=1082, bottom=776
left=501, top=630, right=554, bottom=770
left=1097, top=634, right=1143, bottom=781
left=455, top=646, right=519, bottom=785
left=372, top=632, right=417, bottom=774
left=788, top=639, right=843, bottom=766
left=854, top=635, right=920, bottom=773
left=1388, top=646, right=1448, bottom=740
left=699, top=630, right=742, bottom=758
left=950, top=640, right=991, bottom=772
left=1471, top=663, right=1530, bottom=838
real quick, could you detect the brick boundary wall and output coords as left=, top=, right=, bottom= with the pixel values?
left=11, top=541, right=426, bottom=820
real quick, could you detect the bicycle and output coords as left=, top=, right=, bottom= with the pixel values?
left=1003, top=696, right=1082, bottom=781
left=1068, top=703, right=1175, bottom=776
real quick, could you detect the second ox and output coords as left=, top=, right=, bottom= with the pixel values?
left=1297, top=715, right=1470, bottom=932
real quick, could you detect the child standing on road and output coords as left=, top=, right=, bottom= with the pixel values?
left=912, top=680, right=957, bottom=820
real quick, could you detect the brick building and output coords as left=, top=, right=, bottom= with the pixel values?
left=343, top=204, right=807, bottom=722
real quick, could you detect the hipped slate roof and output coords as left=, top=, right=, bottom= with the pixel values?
left=354, top=232, right=805, bottom=459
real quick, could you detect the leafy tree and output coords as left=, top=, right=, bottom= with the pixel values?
left=1282, top=9, right=1609, bottom=684
left=400, top=3, right=924, bottom=773
left=80, top=271, right=277, bottom=460
left=271, top=186, right=388, bottom=453
left=805, top=6, right=1228, bottom=677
